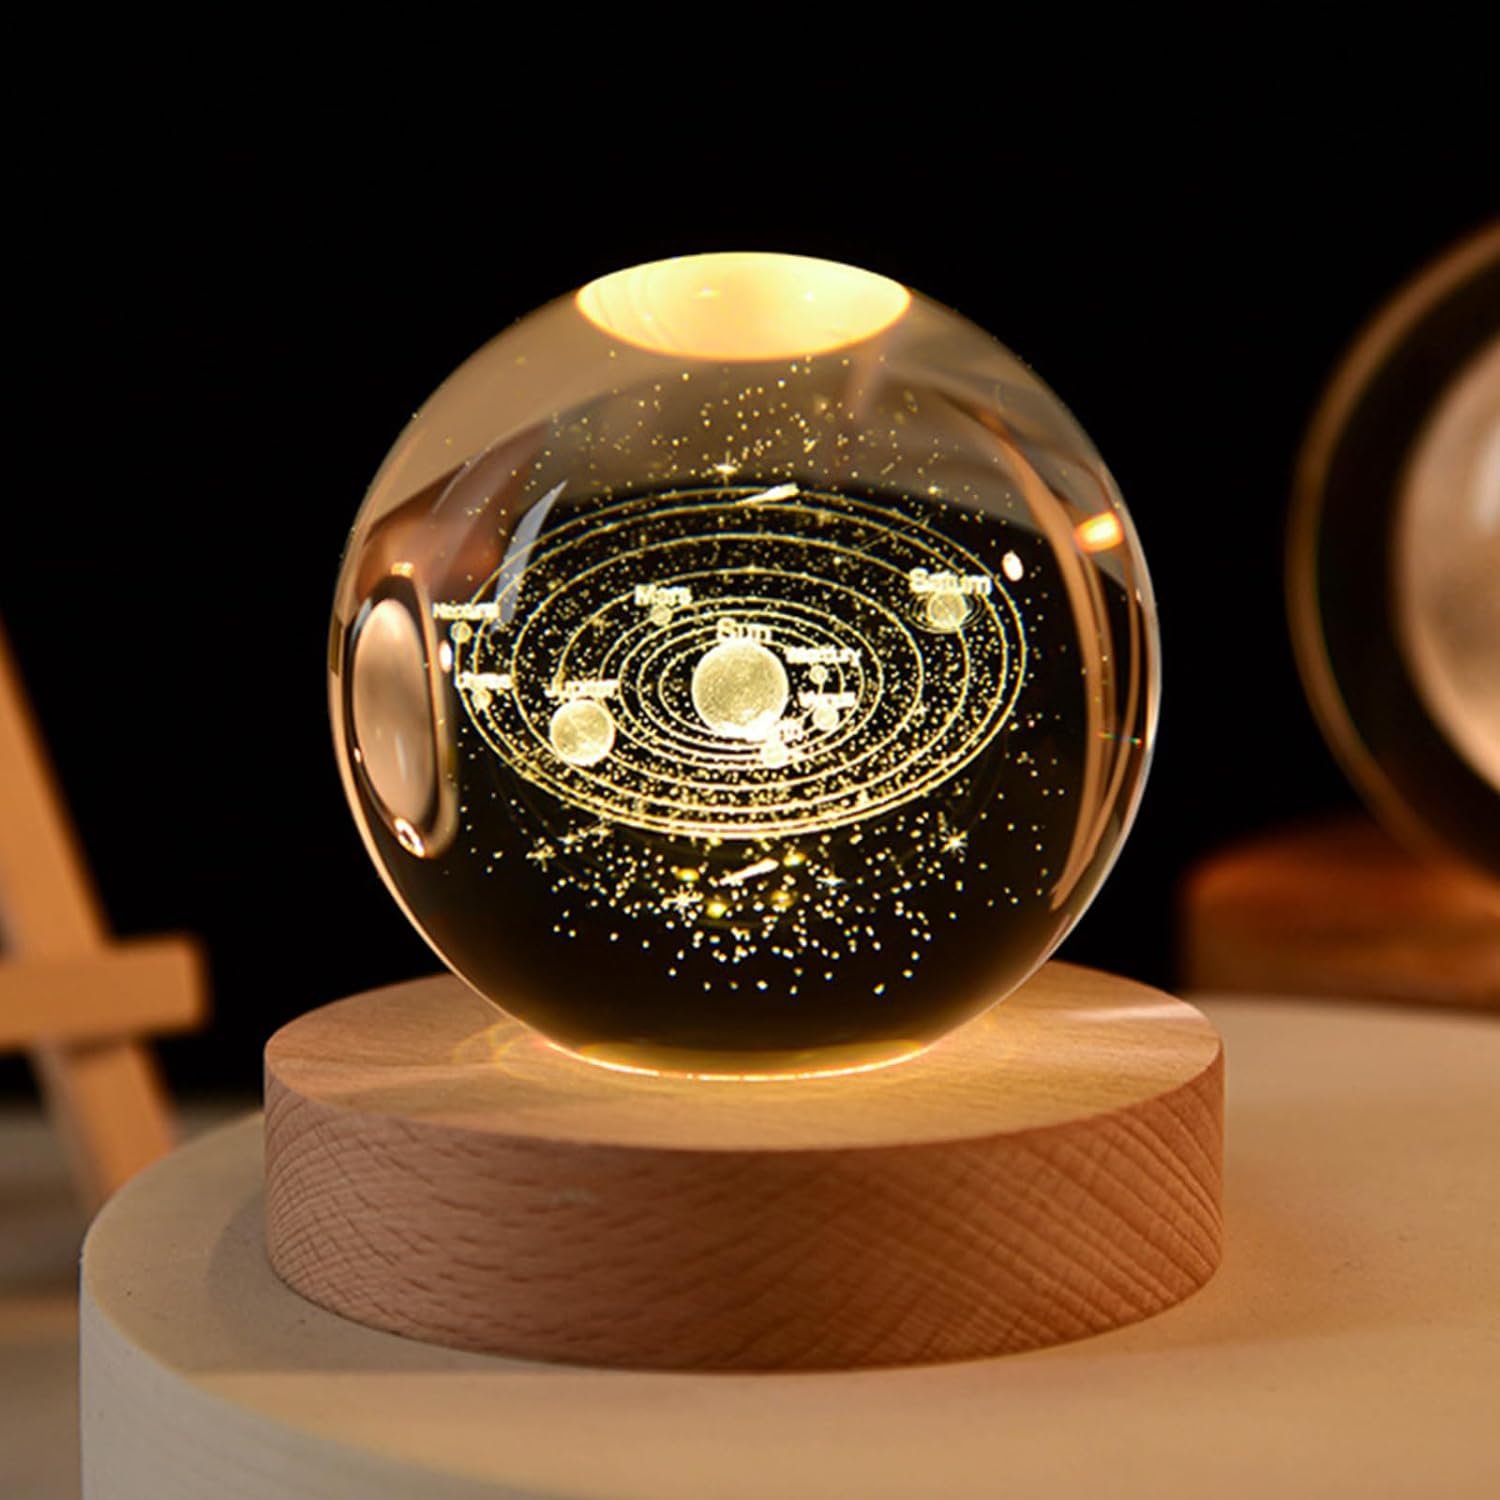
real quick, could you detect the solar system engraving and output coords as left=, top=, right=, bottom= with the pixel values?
left=451, top=488, right=1026, bottom=836
left=331, top=253, right=1158, bottom=1076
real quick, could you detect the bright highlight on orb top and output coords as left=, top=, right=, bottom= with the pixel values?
left=576, top=252, right=912, bottom=360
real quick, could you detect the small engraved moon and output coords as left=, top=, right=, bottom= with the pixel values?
left=548, top=699, right=616, bottom=766
left=691, top=638, right=789, bottom=741
left=759, top=735, right=791, bottom=768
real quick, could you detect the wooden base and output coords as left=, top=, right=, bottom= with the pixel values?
left=263, top=963, right=1223, bottom=1371
left=1180, top=815, right=1500, bottom=1009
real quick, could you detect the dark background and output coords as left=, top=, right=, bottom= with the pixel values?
left=5, top=122, right=1496, bottom=1098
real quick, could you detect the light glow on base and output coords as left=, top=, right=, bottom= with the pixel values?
left=549, top=1035, right=930, bottom=1082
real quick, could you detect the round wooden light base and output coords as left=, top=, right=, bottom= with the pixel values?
left=1180, top=815, right=1500, bottom=1009
left=264, top=963, right=1223, bottom=1371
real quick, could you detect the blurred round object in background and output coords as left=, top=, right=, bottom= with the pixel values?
left=1395, top=332, right=1500, bottom=794
left=1180, top=815, right=1500, bottom=1009
left=1289, top=223, right=1500, bottom=882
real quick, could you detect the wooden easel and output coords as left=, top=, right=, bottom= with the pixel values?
left=0, top=623, right=204, bottom=1210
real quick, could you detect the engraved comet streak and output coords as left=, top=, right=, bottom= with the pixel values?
left=735, top=483, right=800, bottom=505
left=720, top=856, right=783, bottom=886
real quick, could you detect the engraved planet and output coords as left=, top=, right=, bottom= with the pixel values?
left=548, top=698, right=616, bottom=766
left=691, top=636, right=789, bottom=741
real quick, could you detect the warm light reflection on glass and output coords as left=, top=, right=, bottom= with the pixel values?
left=1075, top=513, right=1124, bottom=553
left=392, top=817, right=425, bottom=857
left=577, top=252, right=911, bottom=361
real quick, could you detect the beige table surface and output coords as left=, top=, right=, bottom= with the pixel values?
left=18, top=996, right=1500, bottom=1498
left=0, top=1104, right=245, bottom=1500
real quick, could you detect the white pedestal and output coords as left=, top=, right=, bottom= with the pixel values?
left=81, top=997, right=1500, bottom=1499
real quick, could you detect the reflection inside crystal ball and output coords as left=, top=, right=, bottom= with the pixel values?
left=1396, top=334, right=1500, bottom=794
left=331, top=253, right=1157, bottom=1077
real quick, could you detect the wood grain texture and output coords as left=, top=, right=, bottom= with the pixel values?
left=0, top=621, right=205, bottom=1209
left=1181, top=815, right=1500, bottom=1009
left=263, top=963, right=1223, bottom=1371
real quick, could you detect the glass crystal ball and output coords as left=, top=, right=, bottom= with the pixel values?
left=1290, top=225, right=1500, bottom=881
left=330, top=252, right=1158, bottom=1077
